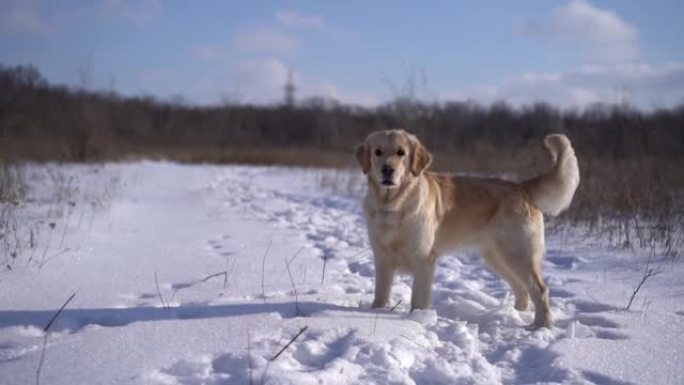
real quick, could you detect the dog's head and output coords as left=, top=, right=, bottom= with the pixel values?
left=355, top=129, right=432, bottom=188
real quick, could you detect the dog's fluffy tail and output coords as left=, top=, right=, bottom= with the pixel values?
left=523, top=134, right=580, bottom=216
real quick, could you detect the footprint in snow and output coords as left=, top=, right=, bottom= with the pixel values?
left=573, top=300, right=619, bottom=313
left=292, top=329, right=357, bottom=370
left=546, top=253, right=585, bottom=270
left=582, top=370, right=638, bottom=385
left=206, top=237, right=236, bottom=260
left=575, top=314, right=620, bottom=329
left=593, top=329, right=629, bottom=340
left=565, top=313, right=628, bottom=340
left=549, top=288, right=575, bottom=298
left=348, top=261, right=374, bottom=277
left=211, top=352, right=254, bottom=379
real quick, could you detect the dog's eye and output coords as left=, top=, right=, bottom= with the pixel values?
left=397, top=149, right=405, bottom=156
left=375, top=149, right=383, bottom=156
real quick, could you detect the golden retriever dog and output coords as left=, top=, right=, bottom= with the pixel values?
left=355, top=129, right=579, bottom=329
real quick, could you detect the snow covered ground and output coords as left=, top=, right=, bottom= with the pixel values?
left=1, top=162, right=683, bottom=385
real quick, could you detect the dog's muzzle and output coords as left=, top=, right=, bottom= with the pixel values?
left=381, top=165, right=396, bottom=187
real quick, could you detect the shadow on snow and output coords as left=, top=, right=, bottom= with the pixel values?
left=0, top=301, right=368, bottom=333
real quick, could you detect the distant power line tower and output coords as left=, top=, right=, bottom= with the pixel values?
left=284, top=69, right=295, bottom=107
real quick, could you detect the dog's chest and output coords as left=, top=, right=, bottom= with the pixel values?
left=367, top=209, right=426, bottom=256
left=370, top=210, right=401, bottom=231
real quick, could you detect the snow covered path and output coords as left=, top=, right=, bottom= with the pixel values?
left=1, top=163, right=683, bottom=384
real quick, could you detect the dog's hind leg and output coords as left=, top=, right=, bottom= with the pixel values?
left=495, top=212, right=550, bottom=328
left=481, top=248, right=530, bottom=311
left=525, top=259, right=552, bottom=329
left=510, top=256, right=551, bottom=329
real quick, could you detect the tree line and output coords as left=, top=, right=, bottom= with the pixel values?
left=2, top=63, right=683, bottom=163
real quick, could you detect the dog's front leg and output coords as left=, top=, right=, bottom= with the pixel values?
left=371, top=259, right=395, bottom=308
left=410, top=260, right=436, bottom=310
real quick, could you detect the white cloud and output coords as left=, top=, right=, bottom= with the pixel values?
left=275, top=9, right=354, bottom=38
left=442, top=63, right=684, bottom=109
left=232, top=27, right=299, bottom=54
left=524, top=0, right=638, bottom=64
left=0, top=1, right=53, bottom=36
left=228, top=58, right=290, bottom=103
left=100, top=0, right=162, bottom=25
left=275, top=10, right=325, bottom=29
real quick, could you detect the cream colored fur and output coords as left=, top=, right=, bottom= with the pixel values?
left=355, top=129, right=580, bottom=329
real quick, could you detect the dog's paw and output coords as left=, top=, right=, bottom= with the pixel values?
left=526, top=318, right=553, bottom=331
left=371, top=300, right=387, bottom=309
left=514, top=297, right=529, bottom=311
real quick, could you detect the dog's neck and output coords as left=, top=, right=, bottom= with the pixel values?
left=368, top=174, right=421, bottom=212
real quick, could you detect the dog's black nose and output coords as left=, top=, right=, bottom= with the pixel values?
left=381, top=164, right=394, bottom=178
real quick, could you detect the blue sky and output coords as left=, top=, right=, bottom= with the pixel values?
left=1, top=0, right=683, bottom=108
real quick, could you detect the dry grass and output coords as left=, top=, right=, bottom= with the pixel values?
left=1, top=160, right=26, bottom=269
left=562, top=155, right=683, bottom=258
left=0, top=137, right=357, bottom=168
left=1, top=161, right=120, bottom=271
left=0, top=160, right=26, bottom=202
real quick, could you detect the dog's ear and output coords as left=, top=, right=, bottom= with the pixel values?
left=355, top=142, right=371, bottom=174
left=410, top=138, right=433, bottom=176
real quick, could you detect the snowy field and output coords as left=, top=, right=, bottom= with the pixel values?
left=1, top=162, right=683, bottom=385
